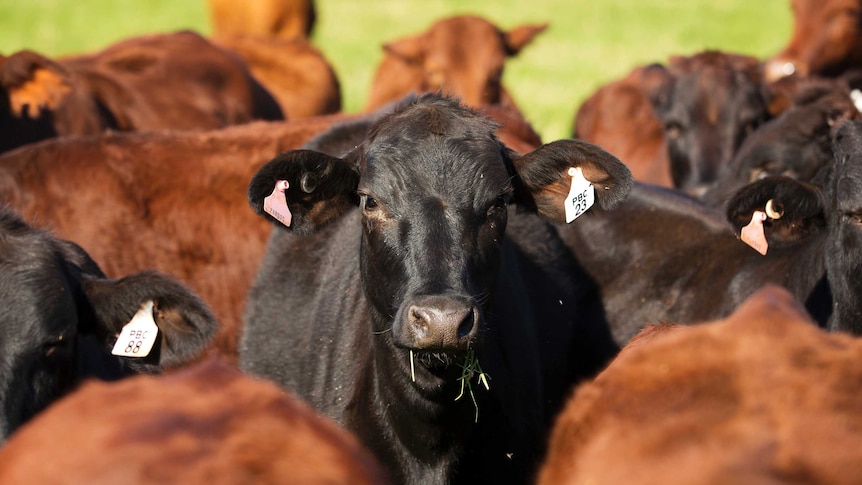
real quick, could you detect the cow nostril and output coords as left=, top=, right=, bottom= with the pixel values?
left=457, top=309, right=476, bottom=339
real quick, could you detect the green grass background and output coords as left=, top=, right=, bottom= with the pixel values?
left=0, top=0, right=792, bottom=141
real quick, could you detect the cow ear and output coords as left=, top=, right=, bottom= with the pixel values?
left=80, top=271, right=218, bottom=369
left=1, top=50, right=72, bottom=118
left=512, top=139, right=633, bottom=223
left=503, top=23, right=548, bottom=55
left=726, top=176, right=826, bottom=246
left=248, top=149, right=360, bottom=235
left=642, top=63, right=672, bottom=112
left=382, top=34, right=425, bottom=65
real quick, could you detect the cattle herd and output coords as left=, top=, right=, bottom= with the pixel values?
left=2, top=0, right=862, bottom=484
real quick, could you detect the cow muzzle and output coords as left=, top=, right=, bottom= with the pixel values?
left=395, top=295, right=481, bottom=351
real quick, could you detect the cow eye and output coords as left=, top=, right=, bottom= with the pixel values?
left=42, top=335, right=71, bottom=358
left=487, top=195, right=509, bottom=217
left=362, top=195, right=379, bottom=211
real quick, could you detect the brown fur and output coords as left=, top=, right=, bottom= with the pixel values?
left=573, top=65, right=672, bottom=187
left=0, top=114, right=352, bottom=364
left=207, top=0, right=316, bottom=41
left=363, top=15, right=547, bottom=113
left=213, top=34, right=341, bottom=120
left=0, top=358, right=389, bottom=485
left=538, top=285, right=862, bottom=485
left=0, top=31, right=283, bottom=154
left=765, top=0, right=862, bottom=80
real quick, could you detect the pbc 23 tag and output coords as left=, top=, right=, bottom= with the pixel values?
left=564, top=167, right=595, bottom=223
left=111, top=300, right=159, bottom=358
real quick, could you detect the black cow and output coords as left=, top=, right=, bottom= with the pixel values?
left=558, top=119, right=862, bottom=344
left=0, top=207, right=217, bottom=442
left=703, top=76, right=861, bottom=207
left=240, top=94, right=631, bottom=485
left=647, top=51, right=771, bottom=195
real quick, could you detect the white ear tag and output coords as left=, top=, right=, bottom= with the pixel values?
left=740, top=211, right=769, bottom=255
left=264, top=180, right=292, bottom=227
left=564, top=167, right=595, bottom=223
left=111, top=300, right=159, bottom=358
left=851, top=89, right=862, bottom=113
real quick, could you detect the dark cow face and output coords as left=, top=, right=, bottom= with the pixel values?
left=825, top=119, right=862, bottom=332
left=704, top=83, right=860, bottom=206
left=0, top=209, right=217, bottom=441
left=249, top=94, right=631, bottom=358
left=647, top=52, right=770, bottom=193
left=765, top=0, right=862, bottom=80
left=725, top=120, right=862, bottom=334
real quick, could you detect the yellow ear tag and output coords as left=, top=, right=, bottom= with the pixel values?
left=564, top=167, right=595, bottom=223
left=111, top=300, right=159, bottom=358
left=264, top=180, right=292, bottom=227
left=740, top=211, right=769, bottom=255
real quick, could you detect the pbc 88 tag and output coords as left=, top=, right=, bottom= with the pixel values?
left=111, top=300, right=159, bottom=358
left=564, top=167, right=595, bottom=223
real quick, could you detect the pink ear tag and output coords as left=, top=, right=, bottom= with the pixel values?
left=263, top=180, right=292, bottom=227
left=740, top=210, right=768, bottom=255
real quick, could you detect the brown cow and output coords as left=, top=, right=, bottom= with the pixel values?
left=363, top=15, right=547, bottom=112
left=0, top=358, right=390, bottom=485
left=573, top=65, right=672, bottom=187
left=213, top=34, right=342, bottom=120
left=0, top=114, right=349, bottom=364
left=538, top=285, right=862, bottom=485
left=207, top=0, right=316, bottom=41
left=765, top=0, right=862, bottom=81
left=0, top=30, right=283, bottom=154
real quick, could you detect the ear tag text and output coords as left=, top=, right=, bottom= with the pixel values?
left=741, top=211, right=768, bottom=255
left=264, top=180, right=292, bottom=227
left=564, top=167, right=595, bottom=223
left=111, top=300, right=159, bottom=358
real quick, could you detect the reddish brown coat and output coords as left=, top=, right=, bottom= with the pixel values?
left=0, top=358, right=389, bottom=485
left=363, top=15, right=547, bottom=113
left=0, top=114, right=348, bottom=363
left=207, top=0, right=316, bottom=41
left=538, top=286, right=862, bottom=485
left=213, top=34, right=341, bottom=120
left=765, top=0, right=862, bottom=80
left=0, top=31, right=282, bottom=154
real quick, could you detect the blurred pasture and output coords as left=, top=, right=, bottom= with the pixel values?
left=0, top=0, right=792, bottom=140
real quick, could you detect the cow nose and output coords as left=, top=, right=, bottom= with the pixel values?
left=404, top=296, right=479, bottom=349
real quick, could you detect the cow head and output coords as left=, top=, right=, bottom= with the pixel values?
left=249, top=94, right=631, bottom=368
left=364, top=15, right=547, bottom=111
left=0, top=51, right=80, bottom=153
left=704, top=79, right=860, bottom=207
left=0, top=209, right=218, bottom=441
left=765, top=0, right=862, bottom=80
left=646, top=51, right=771, bottom=194
left=824, top=119, right=862, bottom=333
left=725, top=119, right=862, bottom=334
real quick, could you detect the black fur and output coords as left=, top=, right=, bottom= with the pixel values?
left=241, top=94, right=629, bottom=485
left=0, top=207, right=217, bottom=442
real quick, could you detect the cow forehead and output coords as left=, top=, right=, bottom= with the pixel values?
left=359, top=98, right=511, bottom=205
left=363, top=134, right=511, bottom=207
